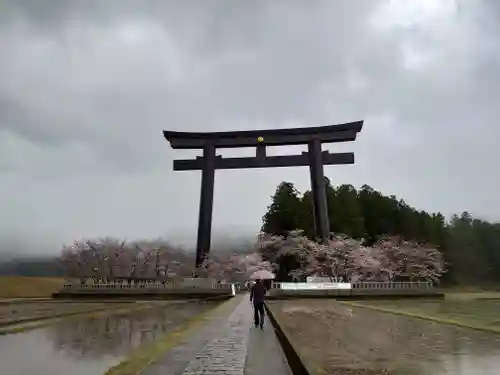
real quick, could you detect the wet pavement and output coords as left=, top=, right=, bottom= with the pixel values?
left=141, top=294, right=291, bottom=375
left=0, top=300, right=219, bottom=375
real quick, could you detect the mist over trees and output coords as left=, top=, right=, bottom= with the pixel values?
left=3, top=178, right=498, bottom=287
left=261, top=179, right=500, bottom=285
left=0, top=236, right=255, bottom=277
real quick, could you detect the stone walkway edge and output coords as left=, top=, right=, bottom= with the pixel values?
left=104, top=296, right=242, bottom=375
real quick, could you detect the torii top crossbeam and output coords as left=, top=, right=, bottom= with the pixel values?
left=163, top=121, right=363, bottom=149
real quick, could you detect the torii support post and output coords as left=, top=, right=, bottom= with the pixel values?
left=163, top=121, right=364, bottom=269
left=196, top=143, right=216, bottom=267
left=308, top=139, right=330, bottom=243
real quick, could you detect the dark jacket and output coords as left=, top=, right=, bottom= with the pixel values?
left=250, top=282, right=267, bottom=304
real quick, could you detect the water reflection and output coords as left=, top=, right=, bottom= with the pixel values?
left=48, top=302, right=212, bottom=359
left=356, top=310, right=500, bottom=374
left=0, top=301, right=218, bottom=375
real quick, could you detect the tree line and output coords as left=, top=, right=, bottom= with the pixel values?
left=59, top=237, right=270, bottom=285
left=261, top=179, right=500, bottom=285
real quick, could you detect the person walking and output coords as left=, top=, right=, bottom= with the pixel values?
left=250, top=278, right=266, bottom=329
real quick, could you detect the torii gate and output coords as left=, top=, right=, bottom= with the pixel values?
left=163, top=121, right=363, bottom=269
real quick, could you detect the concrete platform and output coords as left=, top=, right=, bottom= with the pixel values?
left=52, top=283, right=236, bottom=300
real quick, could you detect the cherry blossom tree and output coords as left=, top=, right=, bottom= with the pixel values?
left=59, top=236, right=258, bottom=284
left=60, top=240, right=101, bottom=285
left=86, top=237, right=127, bottom=282
left=374, top=236, right=446, bottom=283
left=256, top=230, right=321, bottom=281
left=193, top=253, right=256, bottom=281
left=239, top=252, right=272, bottom=277
left=60, top=231, right=446, bottom=286
left=255, top=230, right=446, bottom=283
left=299, top=236, right=350, bottom=282
left=346, top=245, right=383, bottom=282
left=60, top=238, right=194, bottom=284
left=60, top=245, right=83, bottom=283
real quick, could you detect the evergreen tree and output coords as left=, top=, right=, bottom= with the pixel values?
left=261, top=181, right=302, bottom=236
left=297, top=190, right=315, bottom=239
left=332, top=184, right=365, bottom=238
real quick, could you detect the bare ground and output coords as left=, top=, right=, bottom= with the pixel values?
left=267, top=299, right=500, bottom=375
left=0, top=277, right=65, bottom=298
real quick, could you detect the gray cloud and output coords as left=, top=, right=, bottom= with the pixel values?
left=1, top=0, right=499, bottom=255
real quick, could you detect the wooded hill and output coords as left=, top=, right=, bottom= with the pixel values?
left=261, top=179, right=500, bottom=286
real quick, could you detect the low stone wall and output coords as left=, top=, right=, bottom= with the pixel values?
left=53, top=283, right=234, bottom=300
left=267, top=289, right=444, bottom=300
left=267, top=281, right=443, bottom=300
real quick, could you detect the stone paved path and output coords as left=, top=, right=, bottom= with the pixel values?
left=141, top=294, right=291, bottom=375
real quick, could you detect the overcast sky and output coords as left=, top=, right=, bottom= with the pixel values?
left=1, top=0, right=499, bottom=255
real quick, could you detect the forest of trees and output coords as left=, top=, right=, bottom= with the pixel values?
left=261, top=179, right=500, bottom=286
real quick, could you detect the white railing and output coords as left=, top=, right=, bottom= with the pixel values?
left=270, top=281, right=434, bottom=290
left=63, top=282, right=233, bottom=290
left=271, top=282, right=352, bottom=290
left=352, top=281, right=433, bottom=289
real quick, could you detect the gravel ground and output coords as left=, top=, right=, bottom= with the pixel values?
left=268, top=299, right=500, bottom=375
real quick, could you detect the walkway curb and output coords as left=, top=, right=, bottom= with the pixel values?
left=264, top=302, right=310, bottom=375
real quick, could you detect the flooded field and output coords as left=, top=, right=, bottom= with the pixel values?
left=0, top=301, right=133, bottom=326
left=0, top=300, right=219, bottom=375
left=268, top=299, right=500, bottom=375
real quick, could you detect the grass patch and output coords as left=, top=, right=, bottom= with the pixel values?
left=444, top=291, right=500, bottom=300
left=0, top=276, right=65, bottom=298
left=342, top=296, right=500, bottom=334
left=104, top=296, right=240, bottom=375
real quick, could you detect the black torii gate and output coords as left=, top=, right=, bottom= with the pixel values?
left=163, top=121, right=363, bottom=269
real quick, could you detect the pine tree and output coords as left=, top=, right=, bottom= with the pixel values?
left=261, top=181, right=302, bottom=236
